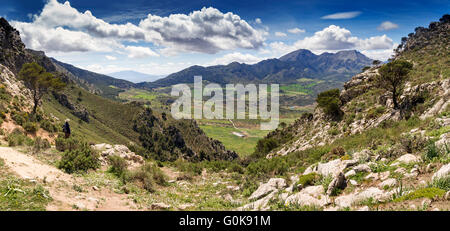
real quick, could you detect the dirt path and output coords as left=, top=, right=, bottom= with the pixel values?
left=0, top=147, right=138, bottom=211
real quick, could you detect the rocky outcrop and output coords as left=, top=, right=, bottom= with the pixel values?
left=92, top=144, right=144, bottom=169
left=53, top=92, right=90, bottom=122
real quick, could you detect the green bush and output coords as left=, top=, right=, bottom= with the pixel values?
left=23, top=122, right=39, bottom=134
left=32, top=137, right=50, bottom=153
left=6, top=129, right=33, bottom=147
left=298, top=173, right=320, bottom=187
left=128, top=163, right=167, bottom=192
left=55, top=135, right=80, bottom=152
left=58, top=143, right=100, bottom=174
left=40, top=120, right=59, bottom=133
left=107, top=155, right=128, bottom=178
left=423, top=141, right=440, bottom=161
left=316, top=89, right=343, bottom=118
left=10, top=111, right=28, bottom=126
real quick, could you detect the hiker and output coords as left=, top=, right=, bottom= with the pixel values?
left=62, top=119, right=71, bottom=138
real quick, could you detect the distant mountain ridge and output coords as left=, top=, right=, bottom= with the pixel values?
left=138, top=49, right=373, bottom=89
left=108, top=71, right=165, bottom=83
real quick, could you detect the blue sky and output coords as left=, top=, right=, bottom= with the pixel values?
left=1, top=0, right=448, bottom=76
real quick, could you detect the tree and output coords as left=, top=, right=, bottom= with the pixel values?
left=316, top=88, right=343, bottom=118
left=377, top=60, right=413, bottom=109
left=18, top=62, right=65, bottom=115
left=372, top=60, right=382, bottom=66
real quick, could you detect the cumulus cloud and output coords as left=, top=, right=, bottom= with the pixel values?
left=255, top=18, right=262, bottom=24
left=275, top=32, right=287, bottom=37
left=125, top=46, right=159, bottom=58
left=321, top=11, right=361, bottom=19
left=269, top=25, right=394, bottom=60
left=208, top=52, right=264, bottom=66
left=377, top=21, right=399, bottom=31
left=288, top=28, right=305, bottom=34
left=139, top=7, right=265, bottom=54
left=105, top=55, right=117, bottom=61
left=11, top=0, right=264, bottom=56
left=12, top=22, right=119, bottom=53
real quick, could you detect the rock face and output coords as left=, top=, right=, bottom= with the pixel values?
left=92, top=144, right=144, bottom=169
left=249, top=178, right=287, bottom=201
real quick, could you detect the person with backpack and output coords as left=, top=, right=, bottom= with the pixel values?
left=62, top=119, right=71, bottom=138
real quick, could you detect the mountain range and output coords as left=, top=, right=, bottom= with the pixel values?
left=137, top=49, right=372, bottom=89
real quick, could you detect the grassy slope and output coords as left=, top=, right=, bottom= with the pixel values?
left=42, top=85, right=141, bottom=144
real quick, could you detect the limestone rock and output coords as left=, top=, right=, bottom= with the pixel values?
left=432, top=163, right=450, bottom=181
left=326, top=172, right=347, bottom=195
left=249, top=178, right=286, bottom=201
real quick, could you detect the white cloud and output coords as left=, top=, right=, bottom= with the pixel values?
left=125, top=46, right=159, bottom=59
left=269, top=25, right=394, bottom=60
left=321, top=11, right=361, bottom=20
left=29, top=0, right=146, bottom=41
left=11, top=1, right=264, bottom=55
left=287, top=28, right=305, bottom=34
left=275, top=32, right=287, bottom=37
left=139, top=7, right=265, bottom=54
left=105, top=55, right=117, bottom=60
left=12, top=22, right=119, bottom=53
left=377, top=21, right=399, bottom=31
left=255, top=18, right=262, bottom=24
left=208, top=52, right=264, bottom=66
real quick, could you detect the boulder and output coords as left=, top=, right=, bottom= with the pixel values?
left=326, top=172, right=347, bottom=196
left=285, top=186, right=328, bottom=208
left=379, top=178, right=397, bottom=188
left=353, top=164, right=372, bottom=173
left=335, top=187, right=391, bottom=208
left=345, top=170, right=356, bottom=178
left=239, top=192, right=276, bottom=211
left=391, top=154, right=421, bottom=166
left=432, top=163, right=450, bottom=181
left=435, top=133, right=450, bottom=150
left=352, top=149, right=372, bottom=162
left=317, top=159, right=357, bottom=177
left=249, top=178, right=286, bottom=201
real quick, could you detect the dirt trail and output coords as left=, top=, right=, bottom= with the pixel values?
left=0, top=147, right=138, bottom=211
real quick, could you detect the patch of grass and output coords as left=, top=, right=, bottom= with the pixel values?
left=393, top=187, right=446, bottom=202
left=429, top=176, right=450, bottom=191
left=0, top=177, right=52, bottom=211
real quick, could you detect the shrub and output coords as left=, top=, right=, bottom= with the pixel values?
left=58, top=143, right=100, bottom=174
left=6, top=129, right=33, bottom=147
left=316, top=89, right=343, bottom=118
left=128, top=163, right=167, bottom=192
left=55, top=135, right=80, bottom=152
left=253, top=138, right=279, bottom=158
left=32, top=137, right=51, bottom=153
left=40, top=120, right=59, bottom=133
left=423, top=141, right=440, bottom=161
left=298, top=173, right=320, bottom=187
left=107, top=155, right=128, bottom=178
left=23, top=122, right=39, bottom=134
left=11, top=111, right=27, bottom=126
